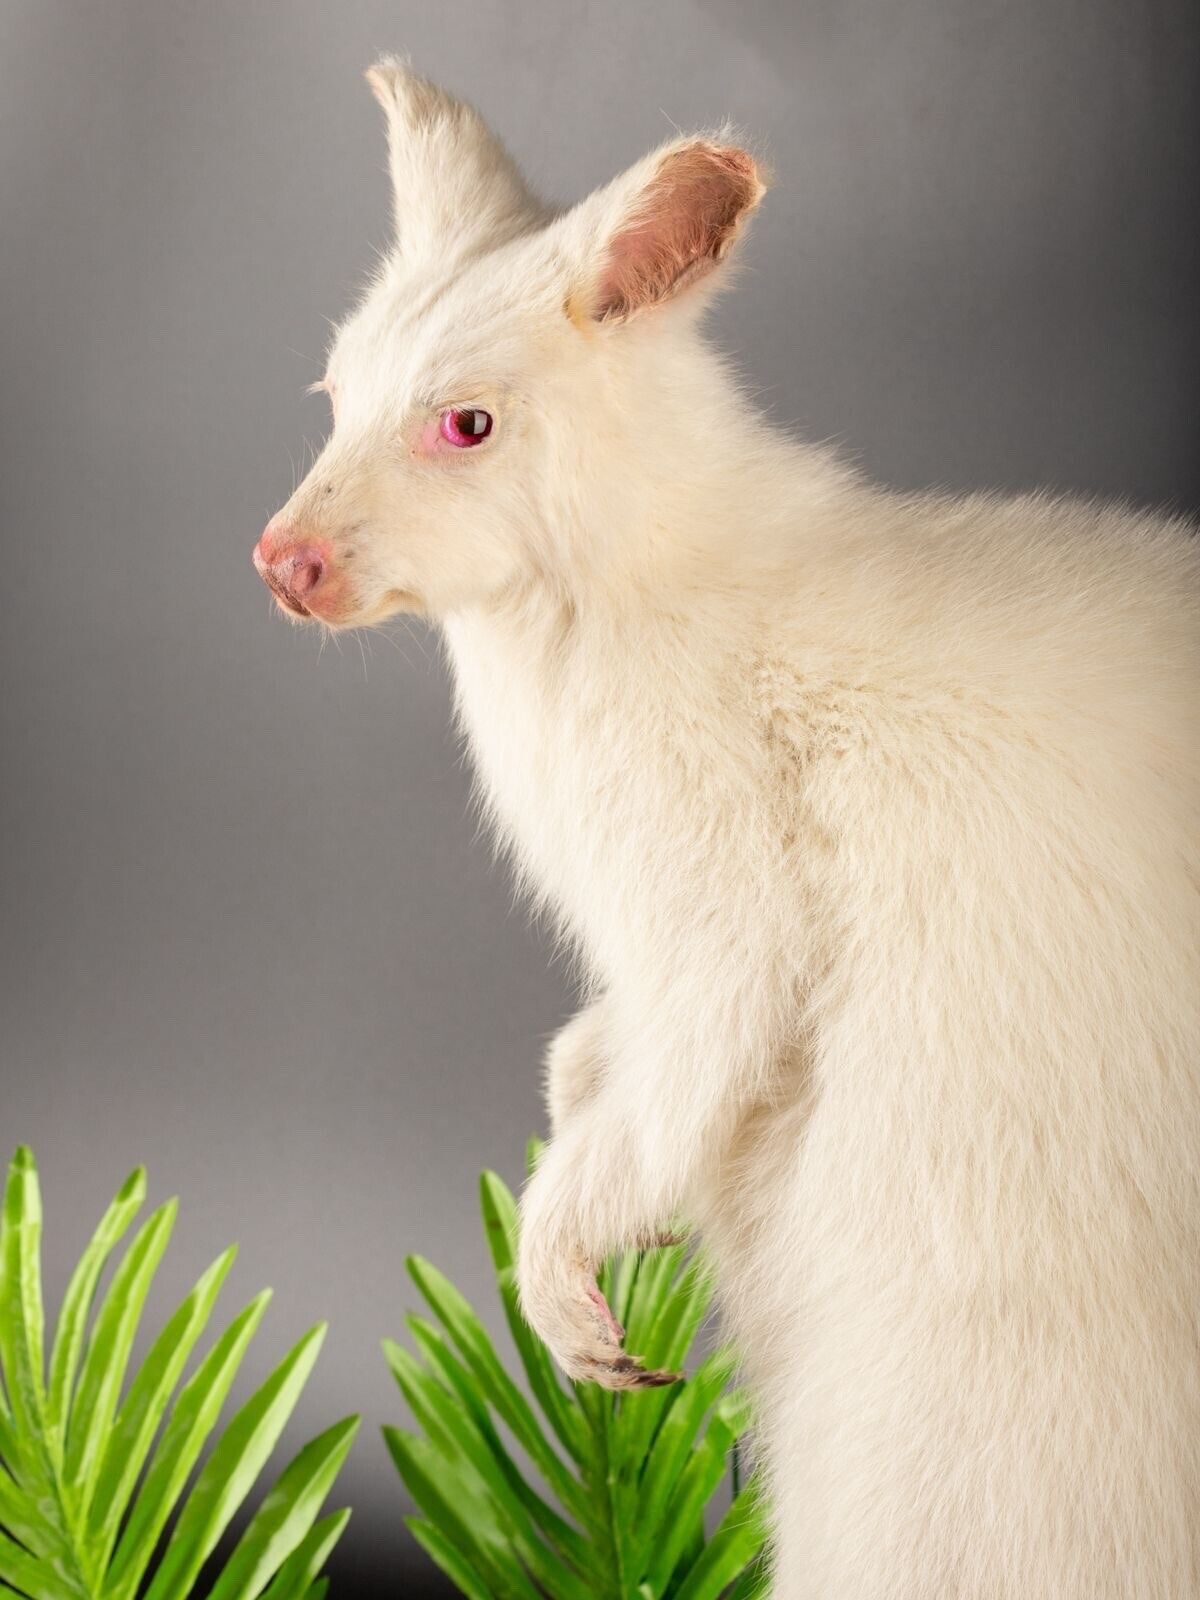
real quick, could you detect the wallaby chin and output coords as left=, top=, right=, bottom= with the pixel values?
left=262, top=60, right=1200, bottom=1598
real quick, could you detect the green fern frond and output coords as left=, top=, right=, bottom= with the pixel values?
left=384, top=1142, right=768, bottom=1597
left=0, top=1147, right=357, bottom=1600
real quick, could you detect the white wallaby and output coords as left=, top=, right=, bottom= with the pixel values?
left=256, top=59, right=1200, bottom=1598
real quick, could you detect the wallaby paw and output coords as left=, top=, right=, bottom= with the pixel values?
left=522, top=1248, right=680, bottom=1390
left=576, top=1279, right=679, bottom=1388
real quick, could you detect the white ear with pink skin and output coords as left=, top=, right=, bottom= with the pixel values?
left=570, top=135, right=768, bottom=325
left=365, top=56, right=545, bottom=262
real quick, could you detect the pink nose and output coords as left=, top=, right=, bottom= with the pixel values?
left=253, top=529, right=326, bottom=613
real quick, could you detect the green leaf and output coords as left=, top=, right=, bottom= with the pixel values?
left=384, top=1428, right=541, bottom=1600
left=641, top=1431, right=734, bottom=1595
left=671, top=1487, right=768, bottom=1600
left=0, top=1468, right=57, bottom=1566
left=204, top=1416, right=359, bottom=1600
left=572, top=1368, right=611, bottom=1450
left=621, top=1242, right=686, bottom=1358
left=0, top=1412, right=22, bottom=1476
left=405, top=1519, right=492, bottom=1600
left=44, top=1167, right=145, bottom=1468
left=406, top=1255, right=590, bottom=1526
left=103, top=1291, right=272, bottom=1600
left=383, top=1343, right=510, bottom=1538
left=581, top=1393, right=633, bottom=1594
left=0, top=1407, right=48, bottom=1504
left=719, top=1550, right=769, bottom=1600
left=388, top=1149, right=767, bottom=1600
left=64, top=1197, right=177, bottom=1505
left=524, top=1136, right=545, bottom=1178
left=629, top=1347, right=737, bottom=1568
left=609, top=1248, right=642, bottom=1329
left=644, top=1255, right=713, bottom=1375
left=384, top=1339, right=590, bottom=1600
left=710, top=1387, right=756, bottom=1446
left=259, top=1510, right=351, bottom=1600
left=478, top=1171, right=518, bottom=1274
left=140, top=1322, right=327, bottom=1600
left=86, top=1247, right=237, bottom=1571
left=614, top=1253, right=714, bottom=1488
left=0, top=1148, right=47, bottom=1438
left=0, top=1527, right=79, bottom=1600
left=478, top=1171, right=587, bottom=1466
left=0, top=1153, right=353, bottom=1600
left=403, top=1317, right=595, bottom=1567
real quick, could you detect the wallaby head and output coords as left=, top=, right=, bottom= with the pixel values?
left=254, top=58, right=765, bottom=626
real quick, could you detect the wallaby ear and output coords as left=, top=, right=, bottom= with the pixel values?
left=365, top=57, right=544, bottom=262
left=569, top=135, right=767, bottom=326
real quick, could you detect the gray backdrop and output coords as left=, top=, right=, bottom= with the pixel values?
left=2, top=0, right=1197, bottom=1592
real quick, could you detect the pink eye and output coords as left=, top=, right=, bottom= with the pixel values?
left=440, top=407, right=493, bottom=448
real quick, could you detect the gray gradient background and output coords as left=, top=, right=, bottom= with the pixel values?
left=2, top=0, right=1197, bottom=1591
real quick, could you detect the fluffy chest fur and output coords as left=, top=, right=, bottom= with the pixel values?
left=442, top=595, right=785, bottom=985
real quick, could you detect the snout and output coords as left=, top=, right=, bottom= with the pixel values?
left=253, top=526, right=329, bottom=618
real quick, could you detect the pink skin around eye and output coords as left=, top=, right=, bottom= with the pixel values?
left=413, top=410, right=494, bottom=458
left=414, top=417, right=443, bottom=456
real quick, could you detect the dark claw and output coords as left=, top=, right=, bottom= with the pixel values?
left=632, top=1367, right=681, bottom=1388
left=588, top=1353, right=682, bottom=1389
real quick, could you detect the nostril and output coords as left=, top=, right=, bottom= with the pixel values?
left=288, top=552, right=324, bottom=598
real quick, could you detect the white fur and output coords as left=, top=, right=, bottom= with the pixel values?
left=268, top=61, right=1200, bottom=1597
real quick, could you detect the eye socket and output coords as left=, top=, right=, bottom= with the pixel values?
left=440, top=407, right=494, bottom=448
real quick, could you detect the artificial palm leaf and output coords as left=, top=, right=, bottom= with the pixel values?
left=0, top=1146, right=356, bottom=1600
left=385, top=1142, right=768, bottom=1597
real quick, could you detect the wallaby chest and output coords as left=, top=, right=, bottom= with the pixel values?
left=443, top=609, right=712, bottom=963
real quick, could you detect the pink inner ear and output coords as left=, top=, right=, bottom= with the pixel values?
left=592, top=144, right=761, bottom=323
